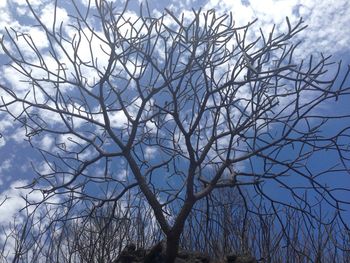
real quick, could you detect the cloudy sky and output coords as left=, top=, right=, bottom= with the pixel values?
left=0, top=0, right=349, bottom=232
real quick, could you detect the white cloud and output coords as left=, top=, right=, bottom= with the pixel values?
left=0, top=158, right=12, bottom=172
left=203, top=0, right=350, bottom=58
left=0, top=0, right=7, bottom=8
left=80, top=0, right=94, bottom=7
left=39, top=134, right=54, bottom=151
left=12, top=0, right=43, bottom=6
left=1, top=66, right=31, bottom=97
left=39, top=3, right=69, bottom=28
left=57, top=134, right=86, bottom=152
left=36, top=161, right=53, bottom=175
left=145, top=146, right=157, bottom=159
left=18, top=26, right=49, bottom=55
left=0, top=158, right=12, bottom=186
left=0, top=136, right=5, bottom=148
left=9, top=127, right=27, bottom=143
left=108, top=110, right=129, bottom=129
left=116, top=169, right=127, bottom=180
left=0, top=180, right=43, bottom=224
left=0, top=113, right=13, bottom=132
left=0, top=115, right=21, bottom=148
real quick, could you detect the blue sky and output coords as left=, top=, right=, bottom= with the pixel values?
left=0, top=0, right=349, bottom=242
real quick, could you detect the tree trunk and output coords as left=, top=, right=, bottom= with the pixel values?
left=164, top=199, right=195, bottom=262
left=165, top=233, right=181, bottom=263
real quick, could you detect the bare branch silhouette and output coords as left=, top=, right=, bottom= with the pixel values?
left=0, top=0, right=349, bottom=262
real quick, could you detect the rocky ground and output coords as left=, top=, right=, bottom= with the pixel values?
left=113, top=242, right=258, bottom=263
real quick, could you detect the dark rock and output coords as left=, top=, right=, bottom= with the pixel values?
left=177, top=250, right=210, bottom=263
left=144, top=241, right=165, bottom=263
left=126, top=243, right=136, bottom=252
left=113, top=243, right=144, bottom=263
left=226, top=254, right=238, bottom=262
left=114, top=243, right=257, bottom=263
left=226, top=253, right=257, bottom=263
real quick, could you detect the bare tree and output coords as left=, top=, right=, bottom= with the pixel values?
left=1, top=0, right=350, bottom=262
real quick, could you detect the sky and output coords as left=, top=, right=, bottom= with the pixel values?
left=0, top=0, right=349, bottom=246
